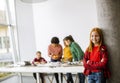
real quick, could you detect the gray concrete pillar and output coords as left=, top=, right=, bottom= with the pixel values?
left=96, top=0, right=120, bottom=83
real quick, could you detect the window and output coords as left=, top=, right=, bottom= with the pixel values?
left=0, top=0, right=18, bottom=79
left=0, top=37, right=2, bottom=49
left=0, top=28, right=10, bottom=53
left=0, top=0, right=9, bottom=53
left=3, top=36, right=10, bottom=49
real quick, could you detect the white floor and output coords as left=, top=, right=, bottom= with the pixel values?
left=0, top=74, right=80, bottom=83
left=0, top=76, right=35, bottom=83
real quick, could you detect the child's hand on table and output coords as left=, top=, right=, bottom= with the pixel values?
left=34, top=62, right=40, bottom=65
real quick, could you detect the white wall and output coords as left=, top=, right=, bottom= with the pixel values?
left=15, top=0, right=36, bottom=61
left=33, top=0, right=98, bottom=61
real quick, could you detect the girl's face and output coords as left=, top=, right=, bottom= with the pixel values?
left=91, top=31, right=100, bottom=46
left=64, top=40, right=71, bottom=46
left=36, top=53, right=41, bottom=59
left=63, top=41, right=67, bottom=47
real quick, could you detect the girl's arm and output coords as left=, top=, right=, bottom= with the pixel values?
left=41, top=58, right=47, bottom=63
left=59, top=45, right=63, bottom=59
left=32, top=58, right=36, bottom=64
left=89, top=52, right=108, bottom=69
left=83, top=51, right=91, bottom=69
left=32, top=58, right=40, bottom=65
left=87, top=47, right=108, bottom=70
left=48, top=45, right=52, bottom=58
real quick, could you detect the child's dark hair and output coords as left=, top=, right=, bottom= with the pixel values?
left=51, top=37, right=60, bottom=44
left=64, top=35, right=74, bottom=42
left=36, top=51, right=41, bottom=54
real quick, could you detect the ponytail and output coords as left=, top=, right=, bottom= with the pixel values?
left=64, top=35, right=74, bottom=42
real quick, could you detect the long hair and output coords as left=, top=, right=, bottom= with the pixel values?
left=87, top=27, right=104, bottom=52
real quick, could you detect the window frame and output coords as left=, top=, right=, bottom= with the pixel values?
left=0, top=0, right=20, bottom=64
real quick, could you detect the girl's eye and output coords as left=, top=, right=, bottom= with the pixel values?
left=91, top=35, right=94, bottom=37
left=91, top=35, right=99, bottom=37
left=95, top=35, right=99, bottom=37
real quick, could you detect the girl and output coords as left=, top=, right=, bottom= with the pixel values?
left=83, top=27, right=110, bottom=83
left=64, top=35, right=85, bottom=83
left=63, top=39, right=74, bottom=83
left=32, top=51, right=47, bottom=83
left=48, top=37, right=63, bottom=83
left=62, top=39, right=73, bottom=62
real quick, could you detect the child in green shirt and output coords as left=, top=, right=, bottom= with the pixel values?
left=64, top=35, right=85, bottom=83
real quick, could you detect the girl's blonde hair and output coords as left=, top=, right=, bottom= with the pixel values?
left=87, top=27, right=104, bottom=52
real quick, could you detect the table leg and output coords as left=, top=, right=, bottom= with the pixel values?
left=47, top=74, right=53, bottom=83
left=51, top=75, right=54, bottom=83
left=19, top=73, right=23, bottom=83
left=36, top=73, right=40, bottom=83
left=74, top=74, right=78, bottom=83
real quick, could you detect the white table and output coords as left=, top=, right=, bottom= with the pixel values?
left=0, top=64, right=84, bottom=83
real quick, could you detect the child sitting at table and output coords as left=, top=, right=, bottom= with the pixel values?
left=32, top=51, right=47, bottom=83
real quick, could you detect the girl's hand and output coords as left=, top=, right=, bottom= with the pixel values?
left=101, top=58, right=104, bottom=62
left=51, top=54, right=59, bottom=60
left=87, top=60, right=90, bottom=64
left=49, top=55, right=52, bottom=57
left=34, top=62, right=40, bottom=65
left=40, top=61, right=46, bottom=64
left=49, top=53, right=53, bottom=58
